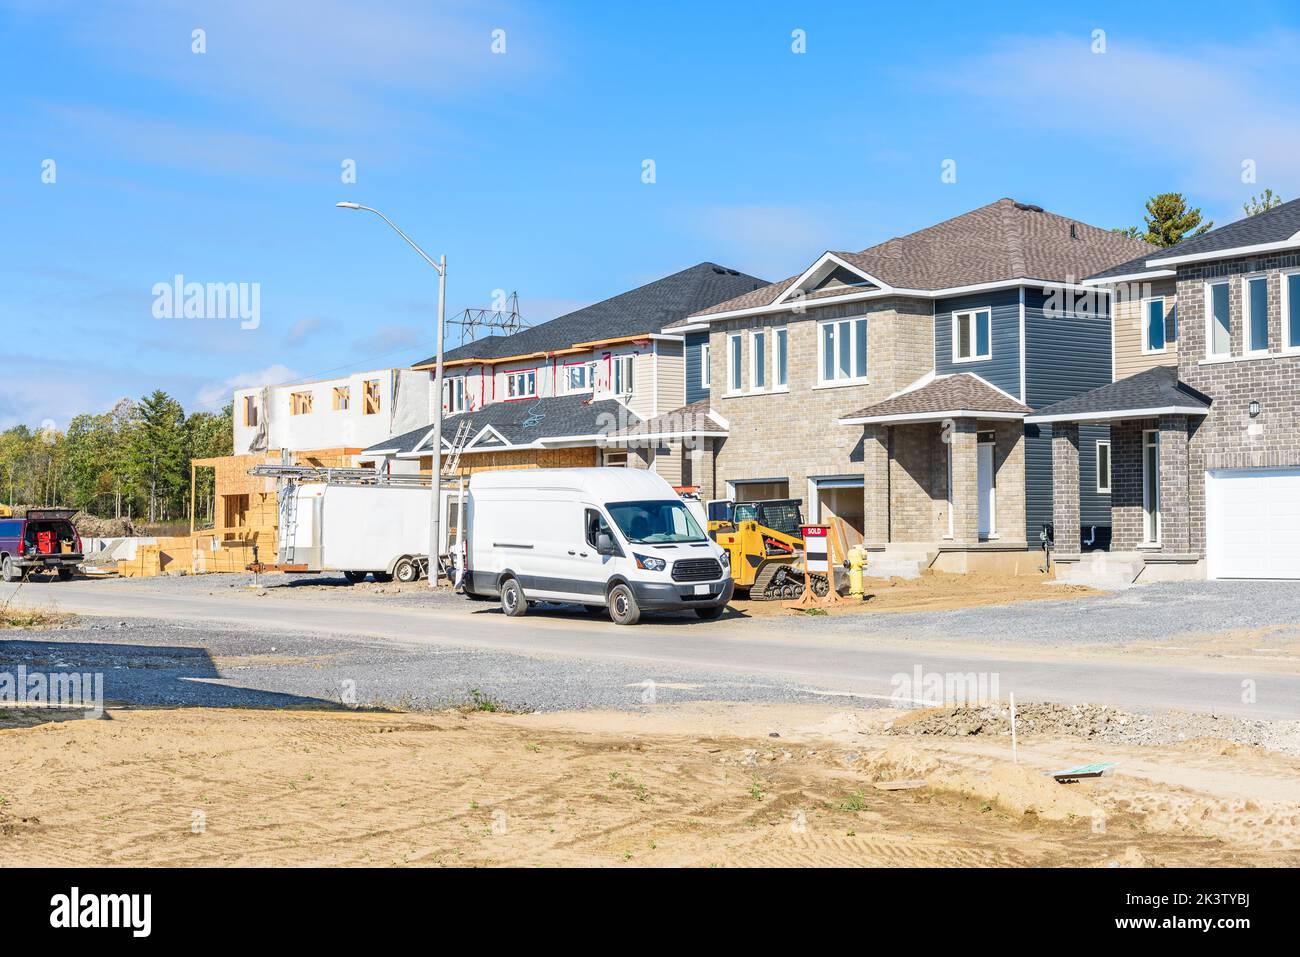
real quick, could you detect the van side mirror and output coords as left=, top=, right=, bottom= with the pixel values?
left=596, top=532, right=615, bottom=556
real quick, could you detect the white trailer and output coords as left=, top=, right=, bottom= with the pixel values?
left=250, top=465, right=463, bottom=583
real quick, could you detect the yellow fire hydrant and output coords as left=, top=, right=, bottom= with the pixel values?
left=847, top=544, right=867, bottom=599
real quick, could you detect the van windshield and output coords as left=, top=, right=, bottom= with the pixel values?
left=606, top=500, right=706, bottom=544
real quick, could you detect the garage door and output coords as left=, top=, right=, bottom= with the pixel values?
left=1206, top=468, right=1300, bottom=579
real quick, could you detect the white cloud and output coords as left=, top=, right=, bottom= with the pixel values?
left=196, top=363, right=298, bottom=409
left=939, top=32, right=1300, bottom=209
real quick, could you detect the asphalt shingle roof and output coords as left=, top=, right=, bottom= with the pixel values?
left=682, top=199, right=1155, bottom=320
left=842, top=373, right=1030, bottom=421
left=363, top=394, right=636, bottom=454
left=606, top=398, right=724, bottom=437
left=416, top=262, right=767, bottom=367
left=1028, top=366, right=1211, bottom=421
left=1142, top=197, right=1300, bottom=265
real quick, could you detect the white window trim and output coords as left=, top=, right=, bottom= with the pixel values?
left=444, top=377, right=466, bottom=413
left=1242, top=273, right=1271, bottom=357
left=1140, top=296, right=1168, bottom=354
left=612, top=355, right=634, bottom=397
left=726, top=333, right=743, bottom=395
left=1142, top=429, right=1160, bottom=546
left=1283, top=269, right=1300, bottom=355
left=700, top=342, right=711, bottom=388
left=1096, top=439, right=1111, bottom=495
left=773, top=326, right=789, bottom=392
left=951, top=308, right=992, bottom=364
left=749, top=329, right=767, bottom=393
left=1204, top=280, right=1232, bottom=359
left=506, top=369, right=537, bottom=399
left=816, top=316, right=870, bottom=387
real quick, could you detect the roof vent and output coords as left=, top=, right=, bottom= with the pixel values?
left=1069, top=224, right=1079, bottom=239
left=1013, top=201, right=1044, bottom=212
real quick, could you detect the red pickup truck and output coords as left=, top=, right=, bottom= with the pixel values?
left=0, top=508, right=83, bottom=581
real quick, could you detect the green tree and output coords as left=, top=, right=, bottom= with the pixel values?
left=1243, top=188, right=1284, bottom=216
left=184, top=403, right=233, bottom=524
left=1111, top=225, right=1142, bottom=240
left=1137, top=193, right=1214, bottom=248
left=134, top=390, right=187, bottom=522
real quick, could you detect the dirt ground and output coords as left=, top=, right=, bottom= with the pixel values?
left=2, top=701, right=1297, bottom=867
left=734, top=570, right=1100, bottom=617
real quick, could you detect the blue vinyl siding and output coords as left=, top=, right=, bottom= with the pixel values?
left=1023, top=289, right=1113, bottom=545
left=933, top=289, right=1022, bottom=399
left=685, top=330, right=709, bottom=404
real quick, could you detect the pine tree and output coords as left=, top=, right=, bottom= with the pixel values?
left=135, top=390, right=187, bottom=523
left=1243, top=188, right=1284, bottom=217
left=1138, top=193, right=1213, bottom=248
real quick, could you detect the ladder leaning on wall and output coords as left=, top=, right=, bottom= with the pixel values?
left=443, top=418, right=472, bottom=477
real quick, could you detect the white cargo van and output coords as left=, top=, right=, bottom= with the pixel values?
left=459, top=468, right=733, bottom=624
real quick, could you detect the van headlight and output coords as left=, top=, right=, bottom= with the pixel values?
left=718, top=550, right=730, bottom=568
left=634, top=553, right=666, bottom=572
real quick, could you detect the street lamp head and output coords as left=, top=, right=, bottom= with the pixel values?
left=335, top=201, right=362, bottom=210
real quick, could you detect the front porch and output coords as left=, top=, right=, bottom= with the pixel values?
left=1028, top=366, right=1211, bottom=585
left=840, top=373, right=1034, bottom=576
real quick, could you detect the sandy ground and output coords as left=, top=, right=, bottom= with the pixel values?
left=733, top=570, right=1101, bottom=616
left=3, top=701, right=1298, bottom=867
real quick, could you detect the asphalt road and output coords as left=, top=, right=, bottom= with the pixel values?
left=4, top=577, right=1299, bottom=719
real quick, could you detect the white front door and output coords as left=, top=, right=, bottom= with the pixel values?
left=977, top=442, right=995, bottom=539
left=1207, top=468, right=1300, bottom=579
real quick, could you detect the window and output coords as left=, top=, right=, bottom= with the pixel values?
left=1207, top=281, right=1231, bottom=357
left=728, top=333, right=742, bottom=392
left=1286, top=271, right=1300, bottom=352
left=751, top=330, right=766, bottom=390
left=602, top=449, right=629, bottom=467
left=1096, top=440, right=1111, bottom=494
left=700, top=342, right=711, bottom=388
left=953, top=309, right=991, bottom=362
left=290, top=391, right=313, bottom=415
left=443, top=377, right=465, bottom=413
left=564, top=361, right=595, bottom=394
left=363, top=379, right=381, bottom=414
left=607, top=499, right=707, bottom=544
left=1143, top=298, right=1167, bottom=353
left=242, top=395, right=258, bottom=427
left=585, top=507, right=620, bottom=553
left=332, top=386, right=350, bottom=411
left=1143, top=430, right=1160, bottom=544
left=613, top=355, right=634, bottom=395
left=1244, top=275, right=1269, bottom=354
left=506, top=369, right=537, bottom=398
left=775, top=328, right=788, bottom=388
left=818, top=317, right=868, bottom=384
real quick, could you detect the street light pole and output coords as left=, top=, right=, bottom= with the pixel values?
left=336, top=202, right=446, bottom=589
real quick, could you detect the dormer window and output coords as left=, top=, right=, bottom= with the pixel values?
left=506, top=369, right=537, bottom=399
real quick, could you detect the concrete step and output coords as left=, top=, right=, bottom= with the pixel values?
left=1052, top=552, right=1144, bottom=588
left=865, top=547, right=938, bottom=581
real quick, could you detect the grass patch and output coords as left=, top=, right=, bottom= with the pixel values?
left=0, top=606, right=74, bottom=630
left=458, top=689, right=519, bottom=714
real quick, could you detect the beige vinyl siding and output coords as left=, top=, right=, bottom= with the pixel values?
left=653, top=340, right=685, bottom=414
left=1113, top=278, right=1178, bottom=380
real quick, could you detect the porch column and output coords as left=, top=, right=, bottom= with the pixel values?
left=862, top=424, right=890, bottom=546
left=949, top=419, right=980, bottom=544
left=1158, top=414, right=1190, bottom=553
left=1051, top=422, right=1081, bottom=557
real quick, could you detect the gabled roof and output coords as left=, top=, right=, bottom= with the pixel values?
left=675, top=199, right=1154, bottom=322
left=1082, top=250, right=1176, bottom=284
left=605, top=398, right=728, bottom=439
left=1141, top=197, right=1300, bottom=267
left=1025, top=366, right=1211, bottom=423
left=362, top=394, right=638, bottom=456
left=838, top=373, right=1030, bottom=425
left=415, top=262, right=767, bottom=368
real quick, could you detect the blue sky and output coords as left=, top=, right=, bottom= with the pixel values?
left=3, top=0, right=1299, bottom=429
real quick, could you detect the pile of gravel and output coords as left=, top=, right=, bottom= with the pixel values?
left=889, top=701, right=1300, bottom=755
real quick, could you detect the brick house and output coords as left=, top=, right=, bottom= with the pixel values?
left=362, top=262, right=764, bottom=487
left=1032, top=199, right=1300, bottom=581
left=663, top=199, right=1153, bottom=574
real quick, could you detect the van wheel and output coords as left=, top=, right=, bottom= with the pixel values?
left=1, top=556, right=19, bottom=583
left=607, top=583, right=640, bottom=625
left=695, top=604, right=724, bottom=620
left=500, top=577, right=527, bottom=617
left=343, top=570, right=367, bottom=584
left=393, top=557, right=420, bottom=583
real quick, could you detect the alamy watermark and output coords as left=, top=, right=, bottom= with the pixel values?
left=152, top=274, right=260, bottom=330
left=890, top=665, right=1000, bottom=708
left=1, top=666, right=104, bottom=718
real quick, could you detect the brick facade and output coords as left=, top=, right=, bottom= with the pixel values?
left=1050, top=423, right=1080, bottom=556
left=1175, top=252, right=1300, bottom=554
left=709, top=296, right=934, bottom=521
